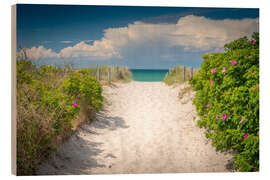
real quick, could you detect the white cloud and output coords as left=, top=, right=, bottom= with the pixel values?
left=58, top=39, right=122, bottom=59
left=17, top=46, right=58, bottom=60
left=19, top=15, right=259, bottom=60
left=171, top=15, right=259, bottom=51
left=101, top=15, right=258, bottom=52
left=60, top=40, right=73, bottom=44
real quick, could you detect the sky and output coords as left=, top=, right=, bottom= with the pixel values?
left=17, top=4, right=259, bottom=69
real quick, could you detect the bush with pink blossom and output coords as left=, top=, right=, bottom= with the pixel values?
left=190, top=32, right=259, bottom=171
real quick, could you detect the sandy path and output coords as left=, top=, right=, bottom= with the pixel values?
left=37, top=81, right=232, bottom=175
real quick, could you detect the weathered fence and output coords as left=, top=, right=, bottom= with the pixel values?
left=93, top=66, right=130, bottom=82
left=107, top=67, right=111, bottom=81
left=183, top=66, right=186, bottom=82
left=182, top=66, right=195, bottom=82
left=190, top=67, right=193, bottom=78
left=165, top=65, right=196, bottom=84
left=96, top=66, right=100, bottom=81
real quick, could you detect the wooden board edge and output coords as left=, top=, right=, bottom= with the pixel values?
left=11, top=4, right=17, bottom=176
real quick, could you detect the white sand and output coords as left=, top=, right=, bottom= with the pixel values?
left=37, top=81, right=233, bottom=175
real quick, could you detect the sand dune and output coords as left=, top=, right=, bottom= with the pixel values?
left=37, top=81, right=232, bottom=175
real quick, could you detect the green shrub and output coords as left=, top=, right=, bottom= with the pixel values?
left=16, top=60, right=103, bottom=175
left=190, top=32, right=259, bottom=172
left=63, top=71, right=103, bottom=111
left=17, top=60, right=35, bottom=84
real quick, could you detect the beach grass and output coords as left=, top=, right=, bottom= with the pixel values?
left=16, top=60, right=131, bottom=175
left=163, top=65, right=198, bottom=85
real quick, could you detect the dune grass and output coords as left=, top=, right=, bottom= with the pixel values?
left=16, top=60, right=131, bottom=175
left=163, top=65, right=198, bottom=86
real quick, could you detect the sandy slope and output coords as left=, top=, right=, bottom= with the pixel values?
left=37, top=81, right=233, bottom=175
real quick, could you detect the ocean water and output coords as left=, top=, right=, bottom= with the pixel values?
left=130, top=69, right=169, bottom=82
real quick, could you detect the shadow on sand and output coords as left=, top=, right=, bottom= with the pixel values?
left=91, top=109, right=130, bottom=131
left=37, top=109, right=129, bottom=175
left=37, top=133, right=106, bottom=175
left=225, top=159, right=234, bottom=172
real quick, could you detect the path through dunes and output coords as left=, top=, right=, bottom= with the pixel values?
left=37, top=82, right=233, bottom=175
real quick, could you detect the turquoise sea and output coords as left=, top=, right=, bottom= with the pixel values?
left=130, top=69, right=169, bottom=82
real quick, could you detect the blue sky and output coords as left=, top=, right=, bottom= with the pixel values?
left=17, top=4, right=259, bottom=69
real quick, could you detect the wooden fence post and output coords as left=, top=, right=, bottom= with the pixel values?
left=107, top=67, right=111, bottom=81
left=183, top=66, right=186, bottom=82
left=96, top=66, right=100, bottom=81
left=116, top=66, right=119, bottom=75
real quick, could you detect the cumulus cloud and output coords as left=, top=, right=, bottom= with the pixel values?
left=17, top=46, right=58, bottom=60
left=171, top=15, right=259, bottom=51
left=58, top=39, right=122, bottom=59
left=101, top=15, right=258, bottom=52
left=19, top=15, right=259, bottom=60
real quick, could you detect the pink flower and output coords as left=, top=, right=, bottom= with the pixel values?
left=251, top=40, right=255, bottom=44
left=223, top=73, right=226, bottom=75
left=211, top=68, right=216, bottom=73
left=243, top=134, right=249, bottom=139
left=210, top=80, right=213, bottom=84
left=248, top=56, right=252, bottom=59
left=216, top=114, right=219, bottom=119
left=36, top=101, right=40, bottom=104
left=222, top=113, right=228, bottom=120
left=240, top=119, right=244, bottom=123
left=222, top=67, right=226, bottom=73
left=206, top=104, right=210, bottom=108
left=73, top=103, right=78, bottom=107
left=231, top=61, right=237, bottom=65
